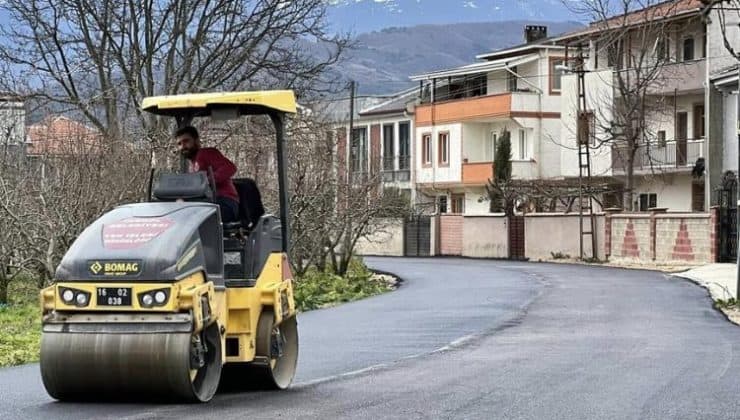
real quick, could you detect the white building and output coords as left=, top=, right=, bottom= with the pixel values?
left=0, top=94, right=27, bottom=163
left=706, top=2, right=739, bottom=205
left=556, top=0, right=708, bottom=211
left=409, top=26, right=566, bottom=214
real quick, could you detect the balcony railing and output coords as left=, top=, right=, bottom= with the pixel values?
left=381, top=155, right=411, bottom=183
left=615, top=60, right=706, bottom=96
left=462, top=161, right=493, bottom=185
left=612, top=138, right=704, bottom=172
left=415, top=93, right=512, bottom=126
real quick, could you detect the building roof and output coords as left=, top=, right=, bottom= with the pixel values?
left=410, top=53, right=540, bottom=81
left=552, top=0, right=704, bottom=43
left=27, top=115, right=102, bottom=156
left=358, top=88, right=417, bottom=117
left=475, top=42, right=565, bottom=61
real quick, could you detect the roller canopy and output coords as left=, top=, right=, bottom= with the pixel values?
left=141, top=90, right=297, bottom=117
left=54, top=203, right=224, bottom=284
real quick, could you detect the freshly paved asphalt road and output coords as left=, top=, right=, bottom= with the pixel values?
left=2, top=257, right=740, bottom=419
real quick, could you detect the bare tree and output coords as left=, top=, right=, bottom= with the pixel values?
left=700, top=0, right=740, bottom=60
left=0, top=0, right=350, bottom=148
left=563, top=0, right=694, bottom=210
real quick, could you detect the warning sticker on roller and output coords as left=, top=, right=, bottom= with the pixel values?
left=102, top=217, right=174, bottom=249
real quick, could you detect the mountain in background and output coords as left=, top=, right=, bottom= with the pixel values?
left=332, top=20, right=583, bottom=95
left=327, top=0, right=584, bottom=34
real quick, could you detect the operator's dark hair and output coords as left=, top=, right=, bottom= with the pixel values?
left=174, top=125, right=199, bottom=140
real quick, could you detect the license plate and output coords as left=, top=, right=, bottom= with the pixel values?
left=96, top=287, right=132, bottom=306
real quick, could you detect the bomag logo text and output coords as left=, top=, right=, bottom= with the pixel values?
left=104, top=262, right=139, bottom=273
left=89, top=260, right=141, bottom=276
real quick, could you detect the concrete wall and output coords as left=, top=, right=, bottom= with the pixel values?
left=462, top=215, right=509, bottom=258
left=560, top=70, right=614, bottom=178
left=721, top=92, right=738, bottom=173
left=464, top=187, right=491, bottom=215
left=462, top=123, right=490, bottom=162
left=354, top=218, right=404, bottom=256
left=525, top=213, right=606, bottom=261
left=632, top=174, right=695, bottom=212
left=708, top=7, right=740, bottom=75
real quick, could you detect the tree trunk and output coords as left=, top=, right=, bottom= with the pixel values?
left=625, top=152, right=635, bottom=211
left=0, top=276, right=8, bottom=305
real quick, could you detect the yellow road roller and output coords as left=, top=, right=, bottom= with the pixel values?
left=39, top=90, right=299, bottom=402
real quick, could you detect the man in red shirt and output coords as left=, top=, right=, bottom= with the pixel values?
left=175, top=126, right=240, bottom=223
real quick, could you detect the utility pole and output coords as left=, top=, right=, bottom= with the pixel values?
left=575, top=47, right=597, bottom=260
left=735, top=57, right=740, bottom=301
left=348, top=80, right=355, bottom=181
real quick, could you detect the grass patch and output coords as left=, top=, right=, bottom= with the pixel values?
left=0, top=281, right=41, bottom=367
left=715, top=297, right=738, bottom=310
left=294, top=258, right=395, bottom=312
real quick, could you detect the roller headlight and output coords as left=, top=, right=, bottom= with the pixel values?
left=138, top=288, right=169, bottom=308
left=75, top=293, right=88, bottom=306
left=62, top=289, right=74, bottom=303
left=154, top=291, right=167, bottom=304
left=59, top=287, right=90, bottom=307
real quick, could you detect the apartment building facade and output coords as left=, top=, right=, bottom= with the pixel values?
left=557, top=0, right=709, bottom=212
left=410, top=26, right=566, bottom=214
left=331, top=89, right=417, bottom=201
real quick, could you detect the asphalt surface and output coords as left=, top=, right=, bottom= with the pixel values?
left=2, top=257, right=740, bottom=419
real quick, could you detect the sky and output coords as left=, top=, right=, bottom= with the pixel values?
left=326, top=0, right=585, bottom=34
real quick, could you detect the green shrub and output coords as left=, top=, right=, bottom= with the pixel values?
left=294, top=259, right=393, bottom=311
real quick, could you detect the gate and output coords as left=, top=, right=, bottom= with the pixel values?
left=717, top=171, right=737, bottom=263
left=403, top=216, right=431, bottom=257
left=508, top=216, right=526, bottom=260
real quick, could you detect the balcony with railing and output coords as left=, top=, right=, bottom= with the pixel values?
left=612, top=138, right=704, bottom=174
left=615, top=60, right=706, bottom=96
left=381, top=155, right=411, bottom=183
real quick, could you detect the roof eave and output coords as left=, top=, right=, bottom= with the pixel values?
left=475, top=44, right=564, bottom=60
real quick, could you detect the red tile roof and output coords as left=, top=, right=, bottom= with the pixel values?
left=557, top=0, right=704, bottom=41
left=27, top=116, right=102, bottom=156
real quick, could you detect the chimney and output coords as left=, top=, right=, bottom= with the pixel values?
left=524, top=25, right=547, bottom=43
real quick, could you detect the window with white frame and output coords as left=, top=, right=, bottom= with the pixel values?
left=550, top=59, right=565, bottom=93
left=485, top=132, right=497, bottom=162
left=422, top=133, right=432, bottom=166
left=438, top=132, right=449, bottom=165
left=518, top=129, right=527, bottom=160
